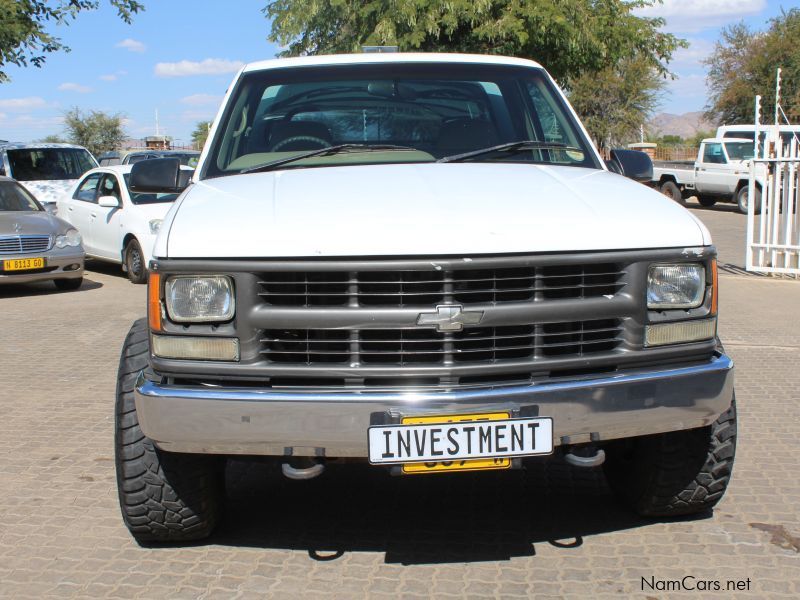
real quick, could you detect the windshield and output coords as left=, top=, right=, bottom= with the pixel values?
left=6, top=148, right=96, bottom=181
left=725, top=142, right=755, bottom=161
left=204, top=63, right=599, bottom=178
left=0, top=181, right=42, bottom=211
left=122, top=174, right=180, bottom=205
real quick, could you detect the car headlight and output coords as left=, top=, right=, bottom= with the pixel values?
left=149, top=219, right=163, bottom=235
left=165, top=275, right=234, bottom=322
left=55, top=229, right=82, bottom=248
left=647, top=264, right=705, bottom=309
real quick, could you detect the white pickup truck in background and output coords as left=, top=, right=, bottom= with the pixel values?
left=652, top=137, right=764, bottom=214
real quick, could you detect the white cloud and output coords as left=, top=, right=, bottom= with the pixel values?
left=180, top=93, right=223, bottom=106
left=154, top=58, right=244, bottom=78
left=671, top=39, right=715, bottom=68
left=0, top=97, right=48, bottom=111
left=116, top=38, right=146, bottom=53
left=636, top=0, right=766, bottom=33
left=99, top=74, right=117, bottom=82
left=180, top=109, right=216, bottom=122
left=58, top=82, right=93, bottom=93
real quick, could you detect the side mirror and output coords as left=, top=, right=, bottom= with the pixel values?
left=129, top=158, right=191, bottom=194
left=607, top=149, right=653, bottom=183
left=98, top=195, right=120, bottom=208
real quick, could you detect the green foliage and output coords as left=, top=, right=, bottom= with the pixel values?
left=0, top=0, right=143, bottom=82
left=264, top=0, right=685, bottom=83
left=191, top=121, right=212, bottom=151
left=568, top=57, right=666, bottom=148
left=37, top=133, right=66, bottom=143
left=63, top=107, right=126, bottom=156
left=705, top=9, right=800, bottom=124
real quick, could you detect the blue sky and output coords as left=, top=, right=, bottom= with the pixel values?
left=0, top=0, right=797, bottom=146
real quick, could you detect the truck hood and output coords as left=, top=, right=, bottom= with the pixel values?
left=162, top=163, right=709, bottom=258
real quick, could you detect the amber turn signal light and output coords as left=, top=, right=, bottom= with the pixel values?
left=148, top=272, right=162, bottom=331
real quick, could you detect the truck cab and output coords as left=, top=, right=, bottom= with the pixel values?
left=111, top=53, right=736, bottom=543
left=652, top=137, right=763, bottom=213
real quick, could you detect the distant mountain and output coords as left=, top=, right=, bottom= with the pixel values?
left=648, top=112, right=718, bottom=139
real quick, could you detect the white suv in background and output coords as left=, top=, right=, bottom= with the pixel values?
left=58, top=165, right=183, bottom=283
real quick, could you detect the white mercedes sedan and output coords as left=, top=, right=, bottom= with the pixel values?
left=57, top=165, right=184, bottom=283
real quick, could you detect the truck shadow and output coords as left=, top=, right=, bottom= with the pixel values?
left=206, top=457, right=704, bottom=564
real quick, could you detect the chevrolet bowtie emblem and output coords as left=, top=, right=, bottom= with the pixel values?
left=416, top=304, right=484, bottom=332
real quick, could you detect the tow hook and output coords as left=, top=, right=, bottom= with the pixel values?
left=281, top=457, right=326, bottom=480
left=564, top=445, right=606, bottom=468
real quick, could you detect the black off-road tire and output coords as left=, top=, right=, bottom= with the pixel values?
left=660, top=180, right=685, bottom=205
left=115, top=318, right=224, bottom=542
left=124, top=239, right=147, bottom=284
left=54, top=277, right=83, bottom=291
left=737, top=186, right=761, bottom=214
left=697, top=195, right=717, bottom=207
left=603, top=396, right=737, bottom=517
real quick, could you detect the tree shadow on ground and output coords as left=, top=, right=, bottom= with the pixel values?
left=205, top=455, right=700, bottom=565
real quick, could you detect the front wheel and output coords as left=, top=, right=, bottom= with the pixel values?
left=115, top=319, right=224, bottom=542
left=124, top=239, right=147, bottom=284
left=737, top=186, right=761, bottom=214
left=54, top=277, right=83, bottom=291
left=603, top=396, right=737, bottom=517
left=697, top=195, right=717, bottom=207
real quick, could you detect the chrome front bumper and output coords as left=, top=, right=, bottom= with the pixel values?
left=135, top=354, right=734, bottom=457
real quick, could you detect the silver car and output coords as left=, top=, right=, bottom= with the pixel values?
left=0, top=176, right=85, bottom=290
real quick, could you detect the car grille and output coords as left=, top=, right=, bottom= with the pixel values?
left=257, top=263, right=625, bottom=307
left=0, top=235, right=52, bottom=254
left=260, top=319, right=624, bottom=366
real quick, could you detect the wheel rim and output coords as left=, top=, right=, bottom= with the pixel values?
left=129, top=247, right=142, bottom=277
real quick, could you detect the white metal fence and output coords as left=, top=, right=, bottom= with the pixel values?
left=746, top=94, right=800, bottom=276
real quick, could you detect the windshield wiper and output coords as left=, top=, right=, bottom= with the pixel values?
left=437, top=140, right=582, bottom=163
left=240, top=144, right=419, bottom=174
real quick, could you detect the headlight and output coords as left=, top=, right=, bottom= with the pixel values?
left=149, top=219, right=163, bottom=234
left=165, top=275, right=234, bottom=322
left=55, top=229, right=82, bottom=248
left=647, top=264, right=705, bottom=309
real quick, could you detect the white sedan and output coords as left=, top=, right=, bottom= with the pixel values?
left=57, top=165, right=182, bottom=283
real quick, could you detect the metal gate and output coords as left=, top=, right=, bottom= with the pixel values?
left=746, top=95, right=800, bottom=275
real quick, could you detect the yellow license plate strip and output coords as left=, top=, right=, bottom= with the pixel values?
left=401, top=412, right=512, bottom=474
left=3, top=257, right=45, bottom=271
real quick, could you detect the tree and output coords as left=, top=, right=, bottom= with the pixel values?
left=264, top=0, right=685, bottom=83
left=0, top=0, right=143, bottom=82
left=568, top=57, right=666, bottom=148
left=191, top=121, right=212, bottom=151
left=37, top=134, right=66, bottom=143
left=63, top=108, right=126, bottom=156
left=705, top=9, right=800, bottom=124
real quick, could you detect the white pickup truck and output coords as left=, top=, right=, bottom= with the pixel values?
left=652, top=137, right=764, bottom=213
left=112, top=53, right=736, bottom=543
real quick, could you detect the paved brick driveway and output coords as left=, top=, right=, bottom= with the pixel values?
left=1, top=202, right=798, bottom=599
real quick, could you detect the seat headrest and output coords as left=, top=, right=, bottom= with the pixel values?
left=436, top=119, right=499, bottom=155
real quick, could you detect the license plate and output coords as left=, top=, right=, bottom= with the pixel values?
left=2, top=257, right=45, bottom=271
left=368, top=412, right=553, bottom=474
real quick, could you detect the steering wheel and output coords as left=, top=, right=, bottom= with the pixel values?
left=270, top=136, right=331, bottom=152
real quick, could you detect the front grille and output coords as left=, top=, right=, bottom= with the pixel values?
left=257, top=263, right=625, bottom=307
left=0, top=235, right=52, bottom=254
left=260, top=319, right=623, bottom=366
